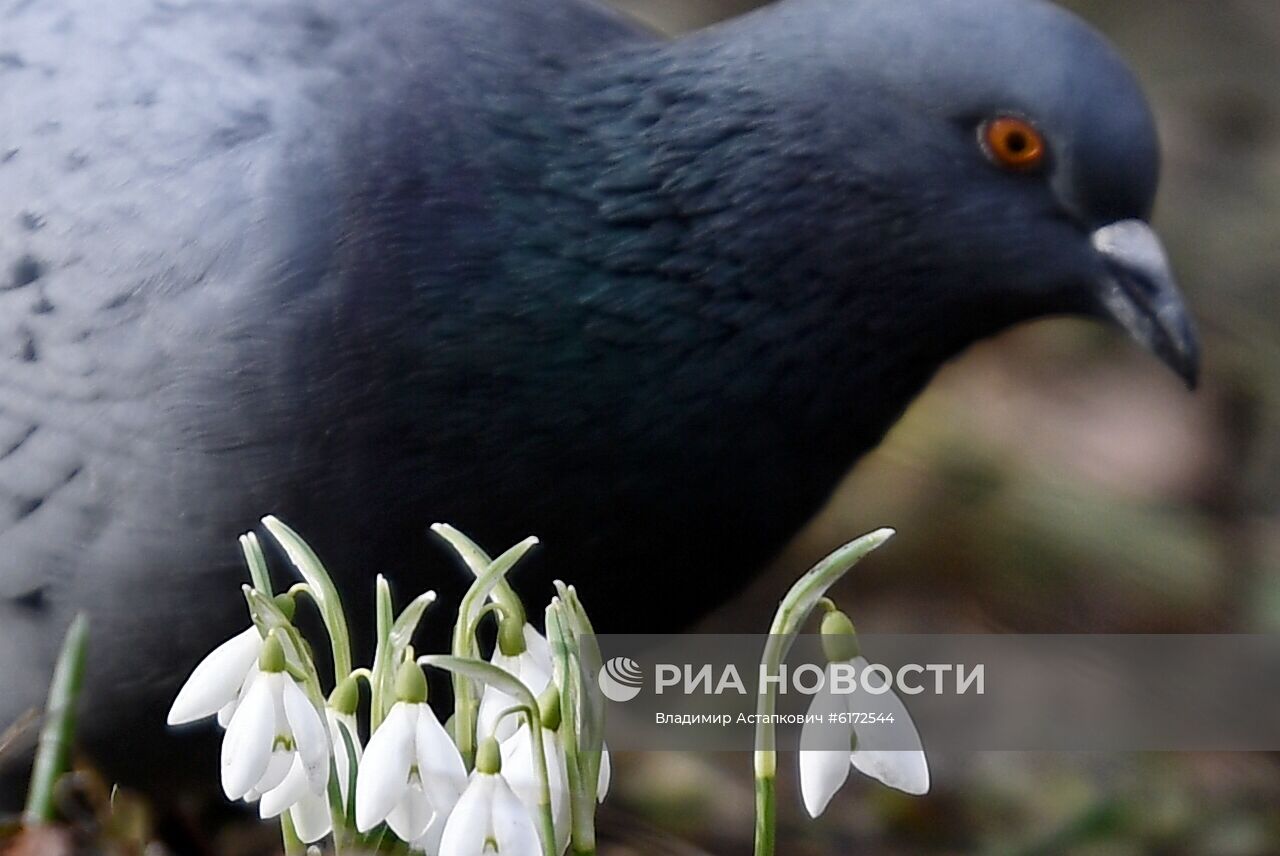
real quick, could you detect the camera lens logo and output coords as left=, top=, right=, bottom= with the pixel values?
left=597, top=657, right=643, bottom=703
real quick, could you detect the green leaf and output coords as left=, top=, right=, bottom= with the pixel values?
left=419, top=655, right=539, bottom=713
left=338, top=719, right=360, bottom=827
left=370, top=575, right=395, bottom=729
left=434, top=524, right=532, bottom=629
left=389, top=591, right=438, bottom=654
left=262, top=516, right=353, bottom=683
left=23, top=613, right=88, bottom=825
left=240, top=532, right=273, bottom=595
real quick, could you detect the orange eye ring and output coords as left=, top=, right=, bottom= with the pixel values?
left=981, top=117, right=1046, bottom=171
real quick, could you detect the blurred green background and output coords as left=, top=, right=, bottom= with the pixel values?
left=599, top=2, right=1280, bottom=854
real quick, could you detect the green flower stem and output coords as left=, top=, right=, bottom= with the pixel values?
left=280, top=807, right=306, bottom=856
left=753, top=773, right=777, bottom=856
left=436, top=530, right=537, bottom=767
left=445, top=533, right=497, bottom=771
left=525, top=717, right=558, bottom=856
left=493, top=707, right=557, bottom=856
left=752, top=529, right=894, bottom=856
left=469, top=601, right=510, bottom=636
left=262, top=516, right=353, bottom=686
left=23, top=613, right=88, bottom=826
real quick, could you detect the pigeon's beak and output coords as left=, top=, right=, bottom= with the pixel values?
left=1090, top=220, right=1200, bottom=389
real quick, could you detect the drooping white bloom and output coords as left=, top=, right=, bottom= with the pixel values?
left=355, top=700, right=467, bottom=845
left=439, top=739, right=540, bottom=856
left=478, top=624, right=553, bottom=742
left=258, top=707, right=363, bottom=843
left=501, top=722, right=570, bottom=854
left=220, top=669, right=330, bottom=804
left=798, top=657, right=929, bottom=817
left=596, top=746, right=611, bottom=802
left=168, top=627, right=263, bottom=726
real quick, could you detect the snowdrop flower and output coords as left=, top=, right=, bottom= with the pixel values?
left=168, top=596, right=297, bottom=728
left=220, top=632, right=330, bottom=806
left=501, top=693, right=570, bottom=854
left=500, top=687, right=613, bottom=854
left=478, top=623, right=552, bottom=742
left=440, top=737, right=540, bottom=856
left=798, top=609, right=929, bottom=817
left=258, top=677, right=364, bottom=843
left=167, top=626, right=263, bottom=727
left=356, top=662, right=467, bottom=847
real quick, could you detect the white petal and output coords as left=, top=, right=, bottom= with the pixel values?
left=515, top=656, right=551, bottom=700
left=282, top=678, right=330, bottom=793
left=847, top=656, right=930, bottom=795
left=798, top=673, right=853, bottom=818
left=289, top=789, right=333, bottom=844
left=416, top=704, right=468, bottom=813
left=799, top=747, right=851, bottom=818
left=255, top=748, right=296, bottom=796
left=489, top=774, right=542, bottom=856
left=328, top=710, right=362, bottom=802
left=387, top=782, right=435, bottom=843
left=217, top=661, right=261, bottom=728
left=548, top=741, right=571, bottom=854
left=221, top=673, right=276, bottom=800
left=490, top=644, right=521, bottom=675
left=849, top=749, right=929, bottom=796
left=259, top=754, right=312, bottom=819
left=414, top=806, right=454, bottom=856
left=477, top=685, right=522, bottom=743
left=439, top=774, right=494, bottom=856
left=168, top=628, right=262, bottom=725
left=596, top=745, right=611, bottom=802
left=521, top=626, right=553, bottom=675
left=502, top=727, right=569, bottom=853
left=356, top=702, right=416, bottom=832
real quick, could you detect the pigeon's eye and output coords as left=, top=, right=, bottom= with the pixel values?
left=981, top=117, right=1046, bottom=172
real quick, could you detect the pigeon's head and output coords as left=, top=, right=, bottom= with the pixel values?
left=714, top=0, right=1200, bottom=387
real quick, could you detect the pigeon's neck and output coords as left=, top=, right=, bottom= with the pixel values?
left=529, top=40, right=1011, bottom=463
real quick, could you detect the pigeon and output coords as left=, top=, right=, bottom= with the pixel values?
left=0, top=0, right=1197, bottom=801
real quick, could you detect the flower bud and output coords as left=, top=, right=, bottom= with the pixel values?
left=272, top=593, right=297, bottom=621
left=538, top=684, right=562, bottom=732
left=820, top=608, right=860, bottom=664
left=496, top=614, right=527, bottom=658
left=395, top=660, right=428, bottom=704
left=476, top=736, right=502, bottom=775
left=259, top=630, right=287, bottom=673
left=329, top=675, right=360, bottom=716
